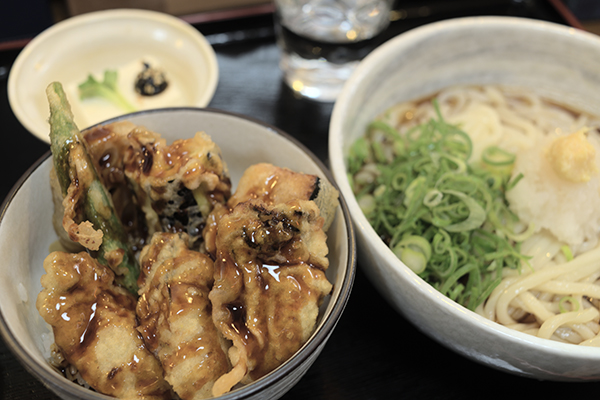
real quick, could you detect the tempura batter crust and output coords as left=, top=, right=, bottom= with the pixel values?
left=36, top=251, right=172, bottom=400
left=136, top=232, right=230, bottom=400
left=209, top=200, right=333, bottom=396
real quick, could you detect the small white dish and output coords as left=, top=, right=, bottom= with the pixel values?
left=8, top=9, right=219, bottom=143
left=330, top=16, right=600, bottom=381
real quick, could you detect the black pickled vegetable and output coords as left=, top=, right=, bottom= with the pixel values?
left=134, top=62, right=168, bottom=96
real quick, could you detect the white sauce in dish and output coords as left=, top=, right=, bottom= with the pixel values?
left=66, top=56, right=186, bottom=129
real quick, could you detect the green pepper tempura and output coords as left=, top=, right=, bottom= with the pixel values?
left=347, top=102, right=533, bottom=310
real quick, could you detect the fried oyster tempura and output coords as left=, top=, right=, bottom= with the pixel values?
left=123, top=127, right=232, bottom=250
left=82, top=122, right=232, bottom=252
left=36, top=251, right=172, bottom=400
left=203, top=163, right=339, bottom=258
left=136, top=232, right=230, bottom=399
left=227, top=163, right=339, bottom=229
left=209, top=200, right=333, bottom=396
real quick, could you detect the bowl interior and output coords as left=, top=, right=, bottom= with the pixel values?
left=0, top=108, right=354, bottom=398
left=329, top=16, right=600, bottom=380
left=334, top=16, right=600, bottom=156
left=8, top=9, right=219, bottom=143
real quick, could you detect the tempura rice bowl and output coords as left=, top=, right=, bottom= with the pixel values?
left=329, top=16, right=600, bottom=381
left=0, top=108, right=355, bottom=399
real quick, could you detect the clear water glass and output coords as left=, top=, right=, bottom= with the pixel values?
left=274, top=0, right=393, bottom=102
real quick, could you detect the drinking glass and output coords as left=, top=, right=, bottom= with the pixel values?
left=274, top=0, right=393, bottom=102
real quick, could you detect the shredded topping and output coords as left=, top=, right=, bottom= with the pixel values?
left=547, top=127, right=598, bottom=183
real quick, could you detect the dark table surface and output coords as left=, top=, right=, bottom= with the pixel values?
left=0, top=0, right=597, bottom=398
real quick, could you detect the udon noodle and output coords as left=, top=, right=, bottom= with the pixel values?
left=366, top=85, right=600, bottom=346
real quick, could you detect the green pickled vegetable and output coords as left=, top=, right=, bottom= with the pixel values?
left=348, top=101, right=532, bottom=310
left=78, top=70, right=136, bottom=112
left=47, top=81, right=139, bottom=293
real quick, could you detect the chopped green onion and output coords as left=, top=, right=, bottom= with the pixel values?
left=357, top=194, right=376, bottom=216
left=395, top=247, right=427, bottom=273
left=439, top=190, right=486, bottom=232
left=506, top=172, right=524, bottom=191
left=482, top=146, right=516, bottom=166
left=392, top=235, right=432, bottom=274
left=423, top=189, right=443, bottom=207
left=347, top=100, right=528, bottom=311
left=559, top=296, right=580, bottom=313
left=561, top=245, right=574, bottom=262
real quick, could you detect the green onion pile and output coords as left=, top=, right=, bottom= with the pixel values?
left=347, top=103, right=532, bottom=310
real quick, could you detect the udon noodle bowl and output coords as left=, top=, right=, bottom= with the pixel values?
left=348, top=84, right=600, bottom=346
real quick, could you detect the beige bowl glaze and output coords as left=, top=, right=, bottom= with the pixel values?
left=8, top=9, right=219, bottom=143
left=329, top=16, right=600, bottom=381
left=0, top=108, right=355, bottom=399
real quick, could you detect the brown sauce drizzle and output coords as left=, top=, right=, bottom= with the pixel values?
left=226, top=302, right=252, bottom=343
left=141, top=145, right=154, bottom=174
